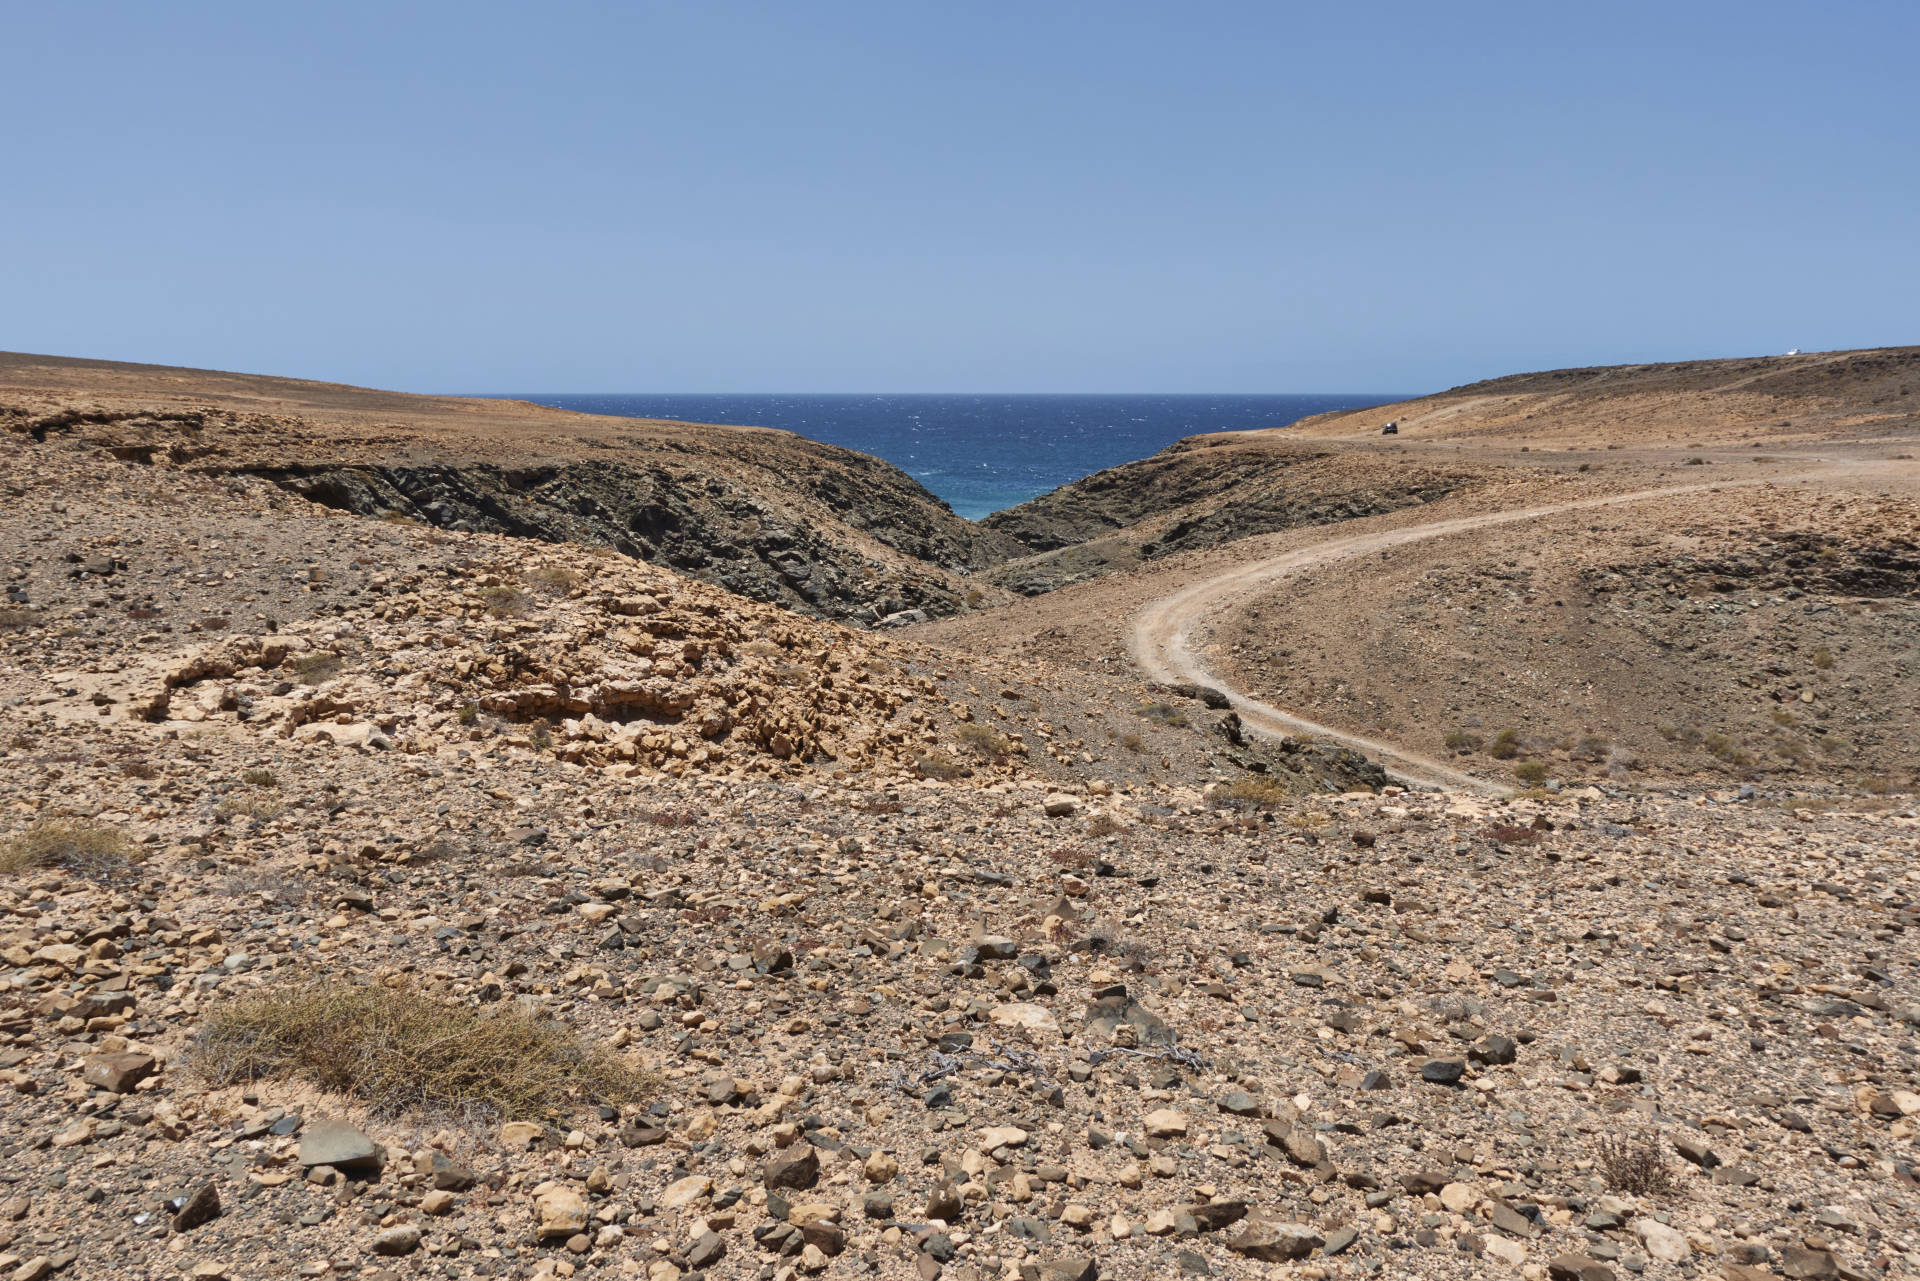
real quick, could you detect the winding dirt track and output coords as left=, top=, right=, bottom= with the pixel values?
left=1128, top=474, right=1836, bottom=794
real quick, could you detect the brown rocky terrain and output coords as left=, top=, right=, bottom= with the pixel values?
left=0, top=353, right=1023, bottom=627
left=0, top=348, right=1917, bottom=1281
left=1211, top=484, right=1920, bottom=792
left=1285, top=348, right=1920, bottom=447
left=981, top=446, right=1487, bottom=597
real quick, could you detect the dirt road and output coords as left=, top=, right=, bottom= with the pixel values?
left=1128, top=476, right=1842, bottom=794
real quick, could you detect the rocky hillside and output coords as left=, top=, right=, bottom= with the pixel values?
left=1287, top=346, right=1920, bottom=445
left=1215, top=484, right=1920, bottom=792
left=982, top=442, right=1481, bottom=595
left=0, top=352, right=1024, bottom=626
left=2, top=352, right=1917, bottom=1281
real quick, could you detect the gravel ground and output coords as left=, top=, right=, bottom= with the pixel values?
left=1, top=436, right=1916, bottom=1281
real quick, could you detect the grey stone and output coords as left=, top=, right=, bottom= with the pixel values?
left=299, top=1119, right=383, bottom=1170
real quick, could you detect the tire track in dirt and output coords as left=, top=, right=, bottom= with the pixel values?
left=1129, top=473, right=1844, bottom=794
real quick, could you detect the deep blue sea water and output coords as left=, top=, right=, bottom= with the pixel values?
left=513, top=393, right=1404, bottom=521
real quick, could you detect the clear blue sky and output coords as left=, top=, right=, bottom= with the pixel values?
left=5, top=1, right=1915, bottom=393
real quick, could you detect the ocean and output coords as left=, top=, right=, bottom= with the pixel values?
left=515, top=393, right=1404, bottom=521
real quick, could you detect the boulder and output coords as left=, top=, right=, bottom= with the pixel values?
left=298, top=1119, right=382, bottom=1171
left=1227, top=1217, right=1323, bottom=1261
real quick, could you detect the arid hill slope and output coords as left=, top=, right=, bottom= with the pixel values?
left=2, top=351, right=1918, bottom=1281
left=0, top=351, right=1022, bottom=625
left=1288, top=345, right=1920, bottom=445
left=974, top=347, right=1920, bottom=599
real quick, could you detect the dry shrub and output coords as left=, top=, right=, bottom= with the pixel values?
left=241, top=768, right=279, bottom=787
left=637, top=807, right=699, bottom=829
left=0, top=606, right=33, bottom=631
left=1485, top=823, right=1541, bottom=846
left=0, top=821, right=140, bottom=880
left=954, top=722, right=1011, bottom=758
left=1593, top=1131, right=1682, bottom=1198
left=193, top=982, right=651, bottom=1121
left=525, top=564, right=584, bottom=595
left=473, top=586, right=532, bottom=618
left=291, top=652, right=343, bottom=685
left=1488, top=728, right=1521, bottom=760
left=1212, top=776, right=1291, bottom=811
left=217, top=794, right=285, bottom=821
left=912, top=752, right=969, bottom=781
left=1136, top=701, right=1186, bottom=727
left=121, top=760, right=160, bottom=780
left=1120, top=733, right=1146, bottom=753
left=1514, top=760, right=1550, bottom=785
left=1703, top=733, right=1754, bottom=766
left=1085, top=812, right=1123, bottom=837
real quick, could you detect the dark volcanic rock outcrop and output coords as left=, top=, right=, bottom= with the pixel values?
left=984, top=439, right=1475, bottom=595
left=0, top=353, right=1024, bottom=625
left=248, top=457, right=1014, bottom=624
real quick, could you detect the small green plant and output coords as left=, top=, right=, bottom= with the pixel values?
left=528, top=718, right=553, bottom=751
left=1488, top=729, right=1521, bottom=760
left=1136, top=701, right=1186, bottom=728
left=1443, top=730, right=1482, bottom=751
left=0, top=821, right=140, bottom=880
left=1513, top=760, right=1550, bottom=785
left=1572, top=736, right=1610, bottom=762
left=456, top=701, right=479, bottom=726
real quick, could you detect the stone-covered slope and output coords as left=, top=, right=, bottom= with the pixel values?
left=983, top=440, right=1477, bottom=595
left=0, top=352, right=1024, bottom=625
